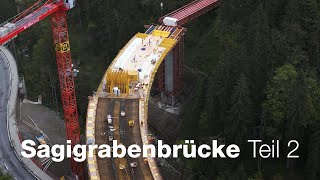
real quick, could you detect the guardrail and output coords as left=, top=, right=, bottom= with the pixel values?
left=85, top=96, right=100, bottom=180
left=137, top=37, right=177, bottom=180
left=1, top=46, right=52, bottom=180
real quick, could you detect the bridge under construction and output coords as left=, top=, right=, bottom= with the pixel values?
left=85, top=1, right=219, bottom=179
left=0, top=0, right=219, bottom=179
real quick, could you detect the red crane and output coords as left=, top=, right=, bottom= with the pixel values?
left=0, top=0, right=83, bottom=179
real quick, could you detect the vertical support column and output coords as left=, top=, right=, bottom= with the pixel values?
left=51, top=10, right=84, bottom=179
left=173, top=35, right=184, bottom=97
left=156, top=35, right=184, bottom=106
left=157, top=61, right=165, bottom=92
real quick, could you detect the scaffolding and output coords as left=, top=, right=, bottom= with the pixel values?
left=106, top=70, right=138, bottom=94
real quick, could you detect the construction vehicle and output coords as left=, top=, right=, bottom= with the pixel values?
left=107, top=118, right=112, bottom=124
left=107, top=114, right=113, bottom=124
left=119, top=164, right=126, bottom=170
left=128, top=120, right=134, bottom=127
left=130, top=162, right=137, bottom=168
left=108, top=136, right=113, bottom=141
left=36, top=134, right=47, bottom=145
left=143, top=158, right=148, bottom=165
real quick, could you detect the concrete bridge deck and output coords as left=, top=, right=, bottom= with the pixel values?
left=86, top=28, right=180, bottom=179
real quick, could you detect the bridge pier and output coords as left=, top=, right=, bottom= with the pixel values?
left=157, top=35, right=184, bottom=107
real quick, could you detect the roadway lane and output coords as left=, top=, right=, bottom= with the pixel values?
left=95, top=98, right=116, bottom=180
left=113, top=100, right=132, bottom=180
left=0, top=51, right=36, bottom=179
left=95, top=98, right=153, bottom=180
left=122, top=99, right=153, bottom=180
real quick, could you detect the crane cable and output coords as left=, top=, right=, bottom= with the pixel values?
left=0, top=0, right=53, bottom=27
left=1, top=0, right=103, bottom=39
left=12, top=0, right=47, bottom=23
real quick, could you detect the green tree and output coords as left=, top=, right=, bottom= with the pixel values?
left=286, top=70, right=315, bottom=139
left=305, top=125, right=320, bottom=179
left=227, top=74, right=253, bottom=144
left=0, top=169, right=11, bottom=180
left=262, top=64, right=298, bottom=139
left=0, top=0, right=16, bottom=21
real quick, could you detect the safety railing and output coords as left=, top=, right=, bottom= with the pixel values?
left=138, top=37, right=177, bottom=180
left=85, top=96, right=100, bottom=180
left=1, top=46, right=46, bottom=179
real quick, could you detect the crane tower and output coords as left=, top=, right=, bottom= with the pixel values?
left=0, top=0, right=83, bottom=178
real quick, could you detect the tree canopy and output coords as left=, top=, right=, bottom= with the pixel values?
left=2, top=0, right=320, bottom=179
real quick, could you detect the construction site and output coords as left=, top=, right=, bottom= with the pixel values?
left=0, top=0, right=219, bottom=179
left=85, top=1, right=219, bottom=179
left=3, top=0, right=319, bottom=179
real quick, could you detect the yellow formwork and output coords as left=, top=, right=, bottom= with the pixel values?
left=152, top=30, right=171, bottom=38
left=128, top=70, right=139, bottom=82
left=106, top=70, right=135, bottom=94
left=144, top=37, right=177, bottom=124
left=136, top=33, right=148, bottom=39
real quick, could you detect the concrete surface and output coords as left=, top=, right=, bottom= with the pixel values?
left=94, top=98, right=153, bottom=180
left=94, top=98, right=116, bottom=180
left=0, top=45, right=52, bottom=180
left=122, top=99, right=153, bottom=179
left=18, top=102, right=69, bottom=178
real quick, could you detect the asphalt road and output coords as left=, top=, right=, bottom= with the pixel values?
left=95, top=98, right=153, bottom=180
left=95, top=98, right=116, bottom=180
left=0, top=51, right=36, bottom=180
left=121, top=99, right=152, bottom=180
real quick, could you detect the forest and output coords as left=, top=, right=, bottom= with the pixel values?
left=1, top=0, right=320, bottom=179
left=0, top=169, right=11, bottom=180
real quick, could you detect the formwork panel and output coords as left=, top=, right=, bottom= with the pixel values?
left=164, top=51, right=174, bottom=92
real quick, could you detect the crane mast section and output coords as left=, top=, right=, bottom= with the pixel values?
left=50, top=9, right=84, bottom=178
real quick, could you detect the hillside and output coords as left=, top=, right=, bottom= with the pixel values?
left=2, top=0, right=320, bottom=179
